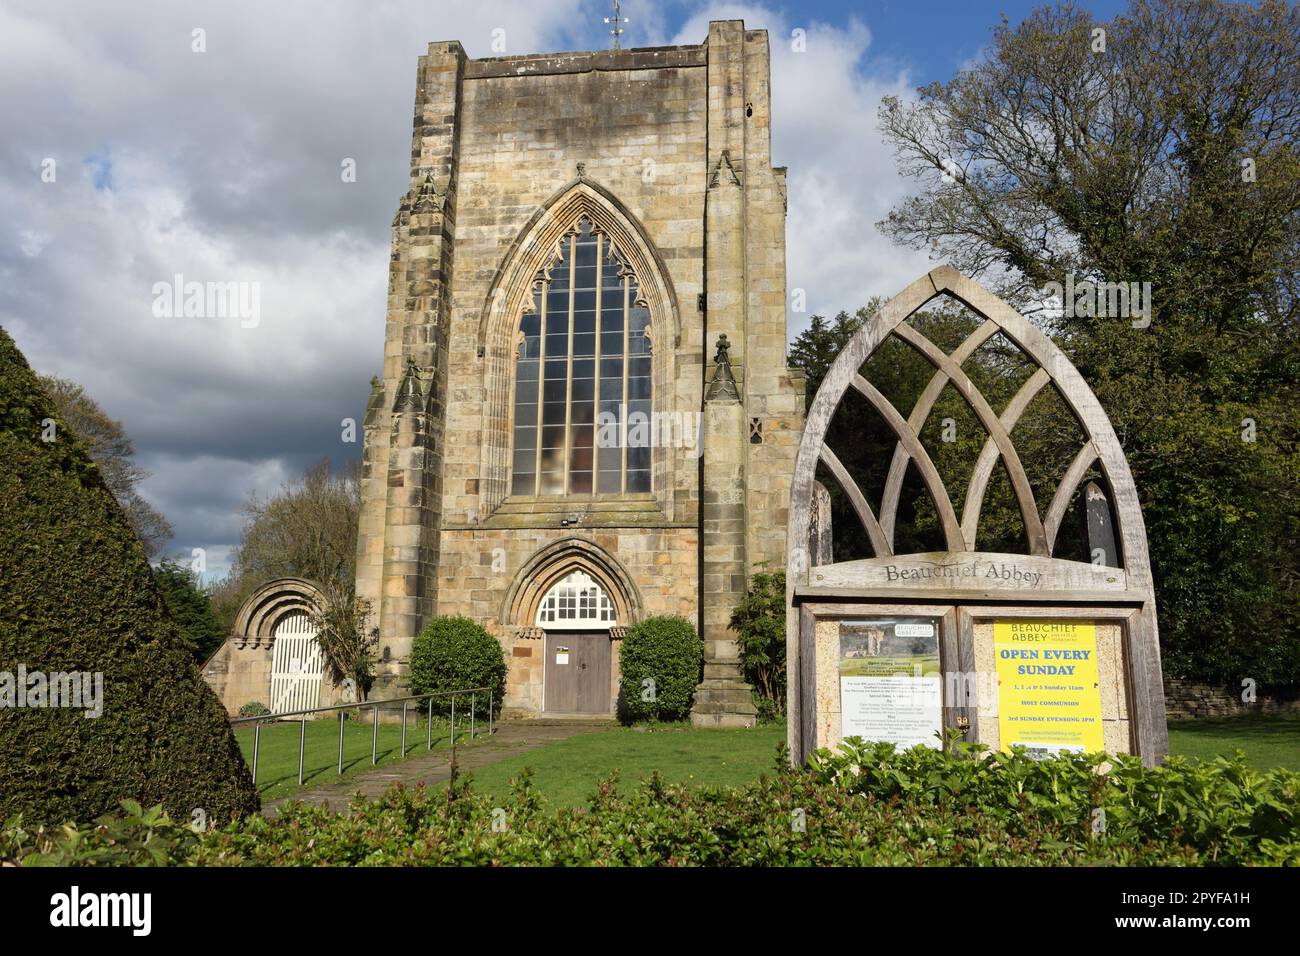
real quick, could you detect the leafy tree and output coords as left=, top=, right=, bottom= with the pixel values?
left=210, top=458, right=359, bottom=627
left=308, top=584, right=378, bottom=703
left=153, top=559, right=226, bottom=664
left=729, top=570, right=786, bottom=716
left=37, top=375, right=173, bottom=557
left=867, top=0, right=1300, bottom=684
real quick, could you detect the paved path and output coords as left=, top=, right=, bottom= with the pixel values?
left=262, top=718, right=607, bottom=817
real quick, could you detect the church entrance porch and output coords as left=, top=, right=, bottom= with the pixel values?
left=543, top=631, right=612, bottom=715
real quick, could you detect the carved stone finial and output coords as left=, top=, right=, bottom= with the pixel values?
left=576, top=161, right=587, bottom=180
left=705, top=333, right=740, bottom=403
left=412, top=169, right=444, bottom=211
left=392, top=357, right=424, bottom=411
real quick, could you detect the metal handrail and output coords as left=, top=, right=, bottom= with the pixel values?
left=232, top=687, right=495, bottom=786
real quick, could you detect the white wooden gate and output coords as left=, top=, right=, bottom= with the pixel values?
left=268, top=611, right=325, bottom=716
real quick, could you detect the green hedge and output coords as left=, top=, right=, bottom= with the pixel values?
left=5, top=747, right=1297, bottom=866
left=0, top=328, right=258, bottom=825
left=408, top=616, right=505, bottom=714
left=618, top=615, right=702, bottom=722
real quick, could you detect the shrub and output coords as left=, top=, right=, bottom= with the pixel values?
left=618, top=615, right=702, bottom=723
left=5, top=748, right=1296, bottom=866
left=409, top=616, right=505, bottom=714
left=0, top=328, right=259, bottom=825
left=729, top=570, right=785, bottom=716
left=154, top=559, right=227, bottom=664
left=237, top=702, right=270, bottom=718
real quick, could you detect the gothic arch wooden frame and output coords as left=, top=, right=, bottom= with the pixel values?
left=785, top=267, right=1166, bottom=765
left=476, top=176, right=681, bottom=516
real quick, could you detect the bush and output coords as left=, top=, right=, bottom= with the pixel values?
left=237, top=702, right=270, bottom=718
left=5, top=748, right=1296, bottom=866
left=408, top=616, right=505, bottom=714
left=618, top=615, right=702, bottom=723
left=154, top=559, right=227, bottom=664
left=0, top=328, right=259, bottom=825
left=730, top=570, right=785, bottom=717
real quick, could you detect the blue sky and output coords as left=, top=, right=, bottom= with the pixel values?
left=545, top=0, right=1129, bottom=81
left=0, top=0, right=1133, bottom=576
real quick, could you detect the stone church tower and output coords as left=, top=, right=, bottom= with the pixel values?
left=354, top=20, right=804, bottom=724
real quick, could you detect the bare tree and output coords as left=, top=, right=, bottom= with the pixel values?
left=38, top=375, right=173, bottom=558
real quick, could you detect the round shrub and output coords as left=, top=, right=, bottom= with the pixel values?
left=409, top=616, right=506, bottom=714
left=238, top=702, right=271, bottom=718
left=0, top=328, right=259, bottom=825
left=618, top=615, right=702, bottom=723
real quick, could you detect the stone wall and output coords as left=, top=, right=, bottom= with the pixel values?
left=1163, top=679, right=1300, bottom=719
left=356, top=22, right=804, bottom=716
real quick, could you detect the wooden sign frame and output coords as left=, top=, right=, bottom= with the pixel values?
left=786, top=267, right=1167, bottom=765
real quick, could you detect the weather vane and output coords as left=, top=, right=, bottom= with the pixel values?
left=604, top=0, right=629, bottom=50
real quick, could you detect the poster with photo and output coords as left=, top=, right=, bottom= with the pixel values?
left=838, top=617, right=942, bottom=750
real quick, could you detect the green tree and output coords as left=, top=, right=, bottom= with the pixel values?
left=0, top=329, right=258, bottom=825
left=729, top=570, right=786, bottom=717
left=872, top=0, right=1300, bottom=684
left=210, top=458, right=359, bottom=628
left=308, top=585, right=378, bottom=703
left=153, top=559, right=226, bottom=664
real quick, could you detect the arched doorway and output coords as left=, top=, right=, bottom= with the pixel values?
left=538, top=569, right=615, bottom=714
left=268, top=610, right=325, bottom=715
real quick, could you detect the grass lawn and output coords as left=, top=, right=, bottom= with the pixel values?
left=447, top=713, right=1299, bottom=806
left=453, top=722, right=789, bottom=806
left=234, top=712, right=489, bottom=802
left=1167, top=713, right=1300, bottom=772
left=236, top=710, right=1297, bottom=806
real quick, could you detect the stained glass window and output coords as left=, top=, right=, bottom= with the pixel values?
left=512, top=218, right=652, bottom=497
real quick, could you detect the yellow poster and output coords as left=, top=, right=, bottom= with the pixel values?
left=994, top=620, right=1104, bottom=756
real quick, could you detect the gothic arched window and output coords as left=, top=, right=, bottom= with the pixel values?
left=512, top=218, right=652, bottom=497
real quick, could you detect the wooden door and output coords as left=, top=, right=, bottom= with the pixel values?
left=544, top=631, right=611, bottom=714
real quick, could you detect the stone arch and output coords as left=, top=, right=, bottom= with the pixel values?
left=230, top=577, right=328, bottom=649
left=502, top=537, right=644, bottom=630
left=476, top=175, right=681, bottom=516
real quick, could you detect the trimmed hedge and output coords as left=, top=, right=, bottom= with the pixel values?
left=618, top=615, right=702, bottom=722
left=5, top=747, right=1297, bottom=866
left=0, top=327, right=258, bottom=825
left=408, top=616, right=505, bottom=714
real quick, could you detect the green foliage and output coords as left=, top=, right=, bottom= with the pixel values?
left=6, top=746, right=1296, bottom=866
left=237, top=702, right=270, bottom=718
left=154, top=559, right=227, bottom=664
left=208, top=459, right=360, bottom=629
left=408, top=616, right=506, bottom=714
left=863, top=0, right=1300, bottom=685
left=618, top=615, right=702, bottom=723
left=811, top=738, right=1300, bottom=866
left=308, top=585, right=378, bottom=702
left=0, top=327, right=259, bottom=825
left=730, top=571, right=786, bottom=716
